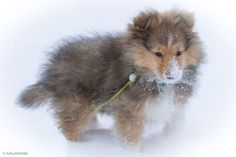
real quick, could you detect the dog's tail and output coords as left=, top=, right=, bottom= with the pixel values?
left=18, top=83, right=51, bottom=108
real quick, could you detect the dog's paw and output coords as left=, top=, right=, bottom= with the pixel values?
left=121, top=142, right=140, bottom=151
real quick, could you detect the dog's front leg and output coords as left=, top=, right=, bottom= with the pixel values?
left=114, top=103, right=145, bottom=151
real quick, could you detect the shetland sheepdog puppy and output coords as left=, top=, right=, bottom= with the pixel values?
left=18, top=9, right=204, bottom=150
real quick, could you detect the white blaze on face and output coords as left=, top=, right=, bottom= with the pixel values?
left=158, top=59, right=183, bottom=84
left=167, top=34, right=174, bottom=49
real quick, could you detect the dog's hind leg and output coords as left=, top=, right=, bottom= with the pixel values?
left=54, top=96, right=93, bottom=141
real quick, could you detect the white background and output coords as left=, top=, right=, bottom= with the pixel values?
left=0, top=0, right=236, bottom=157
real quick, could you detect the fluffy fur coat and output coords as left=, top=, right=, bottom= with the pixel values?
left=18, top=9, right=204, bottom=150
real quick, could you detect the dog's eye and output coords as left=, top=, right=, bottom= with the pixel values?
left=176, top=51, right=182, bottom=56
left=155, top=52, right=163, bottom=58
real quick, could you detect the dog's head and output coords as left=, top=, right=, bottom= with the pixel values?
left=125, top=9, right=203, bottom=84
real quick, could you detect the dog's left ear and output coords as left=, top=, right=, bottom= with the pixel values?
left=174, top=11, right=195, bottom=30
left=128, top=11, right=158, bottom=40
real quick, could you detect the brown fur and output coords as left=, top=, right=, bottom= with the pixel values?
left=55, top=96, right=94, bottom=141
left=18, top=9, right=204, bottom=148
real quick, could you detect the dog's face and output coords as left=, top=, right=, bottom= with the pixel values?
left=126, top=10, right=202, bottom=84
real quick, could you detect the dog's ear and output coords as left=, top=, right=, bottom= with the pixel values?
left=128, top=11, right=158, bottom=40
left=174, top=11, right=195, bottom=30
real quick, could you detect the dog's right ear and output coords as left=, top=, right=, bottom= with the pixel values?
left=128, top=11, right=158, bottom=40
left=174, top=10, right=195, bottom=30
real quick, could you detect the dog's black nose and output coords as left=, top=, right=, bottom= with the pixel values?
left=166, top=72, right=175, bottom=80
left=167, top=76, right=175, bottom=80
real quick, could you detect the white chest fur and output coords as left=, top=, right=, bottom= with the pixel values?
left=144, top=86, right=182, bottom=135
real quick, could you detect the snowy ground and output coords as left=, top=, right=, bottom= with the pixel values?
left=0, top=0, right=236, bottom=157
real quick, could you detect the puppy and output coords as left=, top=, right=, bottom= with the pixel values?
left=18, top=9, right=204, bottom=150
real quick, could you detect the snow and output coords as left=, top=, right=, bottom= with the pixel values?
left=157, top=59, right=183, bottom=84
left=0, top=0, right=236, bottom=157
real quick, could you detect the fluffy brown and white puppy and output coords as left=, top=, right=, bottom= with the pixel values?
left=18, top=9, right=204, bottom=150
